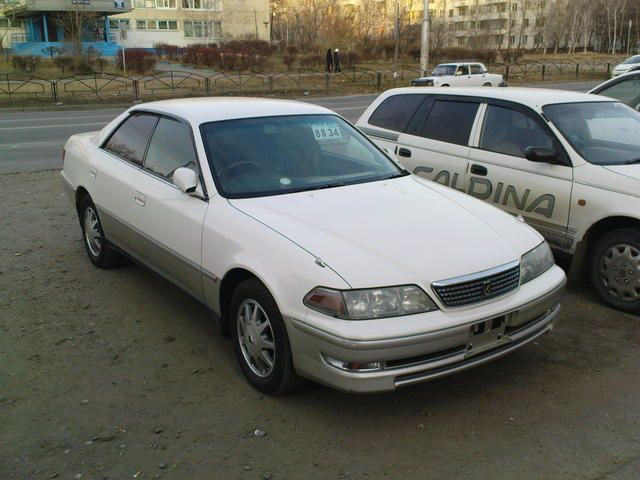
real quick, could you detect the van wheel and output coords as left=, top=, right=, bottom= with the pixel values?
left=230, top=278, right=302, bottom=394
left=482, top=82, right=493, bottom=87
left=78, top=196, right=127, bottom=268
left=590, top=229, right=640, bottom=314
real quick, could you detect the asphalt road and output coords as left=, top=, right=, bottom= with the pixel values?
left=0, top=80, right=601, bottom=175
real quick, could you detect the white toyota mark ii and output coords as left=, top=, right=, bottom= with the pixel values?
left=61, top=98, right=566, bottom=393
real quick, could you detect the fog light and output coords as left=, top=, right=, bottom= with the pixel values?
left=323, top=355, right=383, bottom=372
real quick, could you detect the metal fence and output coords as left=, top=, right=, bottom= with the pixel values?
left=0, top=59, right=625, bottom=104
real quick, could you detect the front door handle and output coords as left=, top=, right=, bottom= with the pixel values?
left=134, top=192, right=146, bottom=207
left=398, top=148, right=412, bottom=158
left=470, top=164, right=488, bottom=176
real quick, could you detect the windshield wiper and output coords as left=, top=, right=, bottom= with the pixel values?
left=308, top=182, right=347, bottom=191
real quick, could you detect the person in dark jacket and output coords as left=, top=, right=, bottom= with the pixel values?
left=326, top=48, right=333, bottom=73
left=334, top=48, right=341, bottom=73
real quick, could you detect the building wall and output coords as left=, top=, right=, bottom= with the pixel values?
left=112, top=0, right=269, bottom=48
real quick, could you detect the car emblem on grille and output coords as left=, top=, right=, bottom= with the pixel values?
left=483, top=281, right=492, bottom=296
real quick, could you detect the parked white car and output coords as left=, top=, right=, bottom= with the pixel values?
left=411, top=62, right=505, bottom=87
left=589, top=70, right=640, bottom=111
left=610, top=55, right=640, bottom=77
left=357, top=87, right=640, bottom=314
left=62, top=98, right=565, bottom=394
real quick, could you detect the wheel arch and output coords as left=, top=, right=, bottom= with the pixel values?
left=570, top=216, right=640, bottom=280
left=75, top=186, right=91, bottom=214
left=218, top=267, right=280, bottom=335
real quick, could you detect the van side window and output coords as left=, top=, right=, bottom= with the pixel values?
left=368, top=95, right=426, bottom=132
left=470, top=64, right=484, bottom=75
left=480, top=105, right=554, bottom=158
left=420, top=100, right=479, bottom=146
left=103, top=113, right=158, bottom=165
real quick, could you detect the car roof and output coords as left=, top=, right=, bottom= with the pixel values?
left=129, top=97, right=333, bottom=124
left=385, top=86, right=614, bottom=109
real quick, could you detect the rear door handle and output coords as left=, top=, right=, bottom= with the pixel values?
left=134, top=192, right=146, bottom=207
left=470, top=164, right=488, bottom=176
left=89, top=168, right=97, bottom=178
left=398, top=148, right=412, bottom=158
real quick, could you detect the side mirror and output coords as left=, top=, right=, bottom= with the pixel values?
left=173, top=167, right=198, bottom=193
left=525, top=146, right=562, bottom=165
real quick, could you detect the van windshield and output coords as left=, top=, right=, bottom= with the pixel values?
left=543, top=101, right=640, bottom=166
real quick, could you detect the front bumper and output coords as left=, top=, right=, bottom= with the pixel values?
left=286, top=267, right=566, bottom=393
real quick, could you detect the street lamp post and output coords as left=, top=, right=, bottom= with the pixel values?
left=628, top=19, right=633, bottom=55
left=420, top=0, right=430, bottom=76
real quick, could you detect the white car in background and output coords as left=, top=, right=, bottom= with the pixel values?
left=357, top=87, right=640, bottom=314
left=411, top=62, right=505, bottom=87
left=611, top=55, right=640, bottom=77
left=61, top=98, right=565, bottom=394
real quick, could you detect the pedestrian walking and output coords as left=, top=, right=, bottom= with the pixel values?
left=326, top=48, right=333, bottom=73
left=334, top=48, right=341, bottom=73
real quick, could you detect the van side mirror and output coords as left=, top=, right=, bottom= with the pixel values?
left=525, top=146, right=562, bottom=165
left=173, top=167, right=198, bottom=193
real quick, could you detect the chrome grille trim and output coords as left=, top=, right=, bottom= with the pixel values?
left=432, top=260, right=520, bottom=308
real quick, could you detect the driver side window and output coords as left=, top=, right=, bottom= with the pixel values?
left=144, top=117, right=199, bottom=180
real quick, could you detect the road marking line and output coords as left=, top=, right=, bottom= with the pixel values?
left=0, top=122, right=107, bottom=131
left=0, top=114, right=118, bottom=124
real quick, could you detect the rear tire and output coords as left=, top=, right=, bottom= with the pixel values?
left=230, top=278, right=302, bottom=394
left=482, top=82, right=493, bottom=87
left=78, top=196, right=127, bottom=268
left=589, top=229, right=640, bottom=314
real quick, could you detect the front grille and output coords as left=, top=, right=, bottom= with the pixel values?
left=432, top=263, right=520, bottom=307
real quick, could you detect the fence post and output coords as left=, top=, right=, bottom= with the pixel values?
left=541, top=64, right=546, bottom=81
left=51, top=80, right=57, bottom=103
left=376, top=72, right=382, bottom=90
left=575, top=64, right=580, bottom=79
left=504, top=65, right=510, bottom=82
left=268, top=75, right=273, bottom=94
left=133, top=79, right=139, bottom=100
left=325, top=73, right=330, bottom=94
left=205, top=77, right=211, bottom=96
left=606, top=63, right=611, bottom=76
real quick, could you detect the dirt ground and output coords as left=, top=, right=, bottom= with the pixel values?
left=1, top=170, right=639, bottom=480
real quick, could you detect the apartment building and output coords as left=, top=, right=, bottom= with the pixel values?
left=341, top=0, right=556, bottom=50
left=111, top=0, right=270, bottom=48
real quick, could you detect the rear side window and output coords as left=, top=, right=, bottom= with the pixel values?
left=470, top=64, right=484, bottom=74
left=104, top=113, right=158, bottom=165
left=144, top=117, right=199, bottom=180
left=368, top=95, right=425, bottom=132
left=420, top=100, right=479, bottom=145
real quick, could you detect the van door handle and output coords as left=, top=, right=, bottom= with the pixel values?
left=398, top=148, right=412, bottom=158
left=134, top=192, right=146, bottom=207
left=89, top=168, right=97, bottom=178
left=470, top=164, right=488, bottom=176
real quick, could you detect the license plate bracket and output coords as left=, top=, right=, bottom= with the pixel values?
left=466, top=315, right=507, bottom=356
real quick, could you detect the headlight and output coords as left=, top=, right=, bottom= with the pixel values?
left=304, top=285, right=438, bottom=320
left=520, top=241, right=555, bottom=284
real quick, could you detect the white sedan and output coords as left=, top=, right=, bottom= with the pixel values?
left=61, top=98, right=566, bottom=394
left=611, top=55, right=640, bottom=77
left=411, top=62, right=505, bottom=87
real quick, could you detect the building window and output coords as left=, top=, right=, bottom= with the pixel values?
left=524, top=18, right=530, bottom=27
left=133, top=0, right=154, bottom=7
left=158, top=20, right=178, bottom=30
left=448, top=8, right=453, bottom=17
left=156, top=0, right=176, bottom=7
left=136, top=19, right=147, bottom=29
left=183, top=20, right=221, bottom=38
left=182, top=0, right=205, bottom=9
left=213, top=0, right=222, bottom=11
left=110, top=19, right=130, bottom=29
left=457, top=38, right=465, bottom=46
left=136, top=19, right=178, bottom=30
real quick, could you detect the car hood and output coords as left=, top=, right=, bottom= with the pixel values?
left=603, top=164, right=640, bottom=184
left=229, top=176, right=541, bottom=289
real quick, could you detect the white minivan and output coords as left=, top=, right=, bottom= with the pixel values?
left=357, top=87, right=640, bottom=314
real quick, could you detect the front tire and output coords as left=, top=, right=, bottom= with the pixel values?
left=482, top=82, right=493, bottom=87
left=230, top=278, right=301, bottom=394
left=78, top=196, right=126, bottom=268
left=590, top=229, right=640, bottom=314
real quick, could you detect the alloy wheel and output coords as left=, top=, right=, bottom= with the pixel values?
left=236, top=299, right=276, bottom=378
left=84, top=207, right=102, bottom=257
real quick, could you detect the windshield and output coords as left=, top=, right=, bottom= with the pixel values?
left=200, top=114, right=406, bottom=198
left=543, top=102, right=640, bottom=165
left=432, top=64, right=457, bottom=76
left=622, top=55, right=640, bottom=64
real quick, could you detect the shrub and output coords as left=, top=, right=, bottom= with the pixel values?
left=501, top=48, right=525, bottom=64
left=117, top=49, right=156, bottom=74
left=283, top=54, right=296, bottom=69
left=53, top=55, right=74, bottom=74
left=299, top=54, right=323, bottom=69
left=345, top=51, right=361, bottom=68
left=154, top=42, right=182, bottom=61
left=11, top=55, right=41, bottom=73
left=42, top=46, right=63, bottom=59
left=285, top=45, right=299, bottom=56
